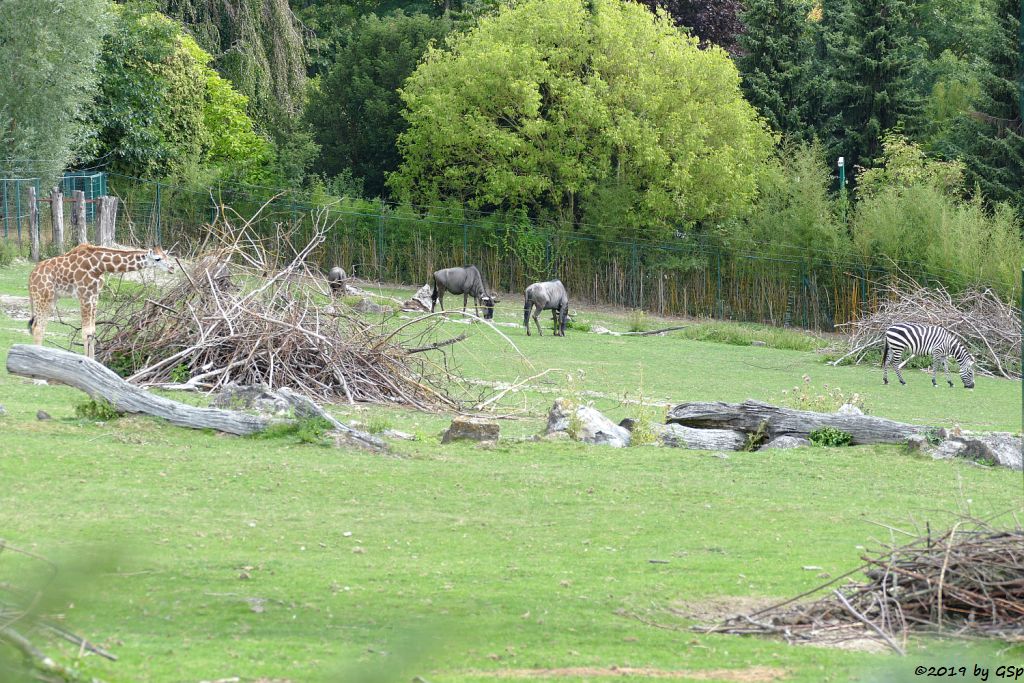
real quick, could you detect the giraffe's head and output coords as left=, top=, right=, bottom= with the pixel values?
left=146, top=247, right=174, bottom=273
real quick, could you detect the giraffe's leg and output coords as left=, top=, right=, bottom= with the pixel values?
left=80, top=296, right=97, bottom=359
left=30, top=295, right=54, bottom=345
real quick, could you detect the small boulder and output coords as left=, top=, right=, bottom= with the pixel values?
left=760, top=435, right=811, bottom=450
left=402, top=284, right=433, bottom=312
left=836, top=404, right=863, bottom=416
left=546, top=398, right=630, bottom=447
left=352, top=297, right=391, bottom=314
left=36, top=410, right=51, bottom=421
left=441, top=416, right=500, bottom=444
left=0, top=404, right=6, bottom=416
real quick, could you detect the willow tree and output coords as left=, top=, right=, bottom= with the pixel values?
left=389, top=0, right=774, bottom=241
left=0, top=0, right=110, bottom=177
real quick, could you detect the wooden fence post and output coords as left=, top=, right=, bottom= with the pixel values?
left=96, top=195, right=118, bottom=246
left=72, top=190, right=87, bottom=244
left=28, top=186, right=39, bottom=261
left=50, top=186, right=64, bottom=253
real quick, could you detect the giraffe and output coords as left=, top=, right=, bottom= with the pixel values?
left=28, top=244, right=173, bottom=359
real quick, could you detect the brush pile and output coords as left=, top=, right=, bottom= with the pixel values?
left=837, top=277, right=1021, bottom=379
left=93, top=211, right=476, bottom=411
left=697, top=519, right=1024, bottom=652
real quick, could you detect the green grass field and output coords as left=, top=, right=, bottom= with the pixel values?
left=1, top=259, right=1021, bottom=682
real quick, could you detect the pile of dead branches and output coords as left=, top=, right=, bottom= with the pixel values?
left=697, top=518, right=1024, bottom=653
left=0, top=541, right=116, bottom=681
left=836, top=277, right=1021, bottom=379
left=92, top=209, right=484, bottom=411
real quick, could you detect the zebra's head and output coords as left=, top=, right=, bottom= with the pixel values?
left=962, top=357, right=975, bottom=389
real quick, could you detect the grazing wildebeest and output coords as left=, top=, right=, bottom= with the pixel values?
left=882, top=322, right=975, bottom=389
left=523, top=279, right=568, bottom=337
left=431, top=265, right=495, bottom=319
left=327, top=266, right=346, bottom=295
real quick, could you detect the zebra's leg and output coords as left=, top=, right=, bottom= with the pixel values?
left=942, top=354, right=954, bottom=387
left=891, top=349, right=908, bottom=385
left=931, top=353, right=940, bottom=387
left=882, top=342, right=889, bottom=385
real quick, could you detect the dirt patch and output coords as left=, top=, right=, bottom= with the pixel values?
left=468, top=666, right=788, bottom=680
left=669, top=596, right=782, bottom=623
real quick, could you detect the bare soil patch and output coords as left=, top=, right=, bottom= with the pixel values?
left=468, top=665, right=788, bottom=680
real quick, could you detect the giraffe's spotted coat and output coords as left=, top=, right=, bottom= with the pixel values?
left=28, top=243, right=172, bottom=358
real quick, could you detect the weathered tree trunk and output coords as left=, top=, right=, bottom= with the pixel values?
left=28, top=186, right=39, bottom=261
left=96, top=196, right=118, bottom=246
left=7, top=344, right=269, bottom=435
left=666, top=400, right=923, bottom=445
left=72, top=190, right=87, bottom=244
left=50, top=186, right=64, bottom=253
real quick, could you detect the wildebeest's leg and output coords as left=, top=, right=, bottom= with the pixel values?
left=524, top=295, right=532, bottom=336
left=532, top=306, right=543, bottom=336
left=559, top=302, right=568, bottom=336
left=551, top=308, right=558, bottom=335
left=431, top=281, right=445, bottom=312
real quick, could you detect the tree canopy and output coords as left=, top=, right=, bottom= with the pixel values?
left=390, top=0, right=775, bottom=240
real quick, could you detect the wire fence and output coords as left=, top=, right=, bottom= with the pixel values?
left=1, top=169, right=1016, bottom=332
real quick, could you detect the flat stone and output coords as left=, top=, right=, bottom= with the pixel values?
left=760, top=435, right=811, bottom=450
left=441, top=416, right=500, bottom=444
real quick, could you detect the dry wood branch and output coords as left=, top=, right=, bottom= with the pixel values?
left=696, top=518, right=1024, bottom=648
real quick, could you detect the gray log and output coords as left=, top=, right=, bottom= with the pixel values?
left=50, top=186, right=64, bottom=253
left=656, top=423, right=747, bottom=450
left=72, top=190, right=87, bottom=244
left=666, top=399, right=924, bottom=445
left=7, top=344, right=269, bottom=435
left=28, top=186, right=39, bottom=261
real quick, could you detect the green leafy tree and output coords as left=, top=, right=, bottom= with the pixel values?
left=91, top=6, right=273, bottom=181
left=816, top=0, right=921, bottom=169
left=390, top=0, right=774, bottom=240
left=306, top=11, right=453, bottom=198
left=0, top=0, right=111, bottom=177
left=737, top=0, right=816, bottom=138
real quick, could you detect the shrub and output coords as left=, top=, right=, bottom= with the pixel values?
left=169, top=363, right=190, bottom=383
left=775, top=375, right=867, bottom=414
left=627, top=309, right=649, bottom=332
left=75, top=398, right=121, bottom=421
left=365, top=414, right=393, bottom=434
left=565, top=318, right=591, bottom=332
left=808, top=426, right=853, bottom=447
left=0, top=240, right=16, bottom=268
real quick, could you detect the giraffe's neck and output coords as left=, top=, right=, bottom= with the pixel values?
left=89, top=248, right=149, bottom=274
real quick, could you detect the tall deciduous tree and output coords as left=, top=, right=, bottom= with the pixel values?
left=737, top=0, right=815, bottom=137
left=306, top=11, right=453, bottom=198
left=816, top=0, right=921, bottom=170
left=0, top=0, right=111, bottom=177
left=390, top=0, right=774, bottom=240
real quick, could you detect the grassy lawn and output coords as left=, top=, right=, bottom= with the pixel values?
left=0, top=259, right=1021, bottom=682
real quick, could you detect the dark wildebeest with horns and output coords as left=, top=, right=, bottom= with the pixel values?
left=327, top=267, right=346, bottom=295
left=523, top=279, right=568, bottom=336
left=431, top=265, right=495, bottom=319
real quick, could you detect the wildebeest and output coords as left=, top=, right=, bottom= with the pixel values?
left=431, top=265, right=495, bottom=319
left=327, top=266, right=347, bottom=295
left=523, top=279, right=568, bottom=336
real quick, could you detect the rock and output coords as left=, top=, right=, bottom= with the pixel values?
left=441, top=416, right=500, bottom=444
left=546, top=398, right=630, bottom=447
left=951, top=432, right=1022, bottom=470
left=0, top=404, right=6, bottom=416
left=351, top=297, right=391, bottom=314
left=905, top=434, right=929, bottom=452
left=382, top=429, right=416, bottom=441
left=836, top=404, right=863, bottom=416
left=36, top=410, right=51, bottom=420
left=760, top=435, right=811, bottom=450
left=401, top=283, right=433, bottom=312
left=656, top=423, right=746, bottom=450
left=212, top=383, right=291, bottom=415
left=930, top=440, right=967, bottom=461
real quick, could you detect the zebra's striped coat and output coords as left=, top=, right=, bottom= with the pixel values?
left=882, top=323, right=975, bottom=389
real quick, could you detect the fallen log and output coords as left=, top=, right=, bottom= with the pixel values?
left=666, top=399, right=924, bottom=445
left=5, top=345, right=384, bottom=451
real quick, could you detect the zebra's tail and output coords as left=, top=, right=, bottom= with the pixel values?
left=881, top=337, right=888, bottom=368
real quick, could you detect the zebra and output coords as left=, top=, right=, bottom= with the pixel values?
left=881, top=323, right=975, bottom=389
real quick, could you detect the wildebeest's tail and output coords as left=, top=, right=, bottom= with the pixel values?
left=523, top=290, right=532, bottom=328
